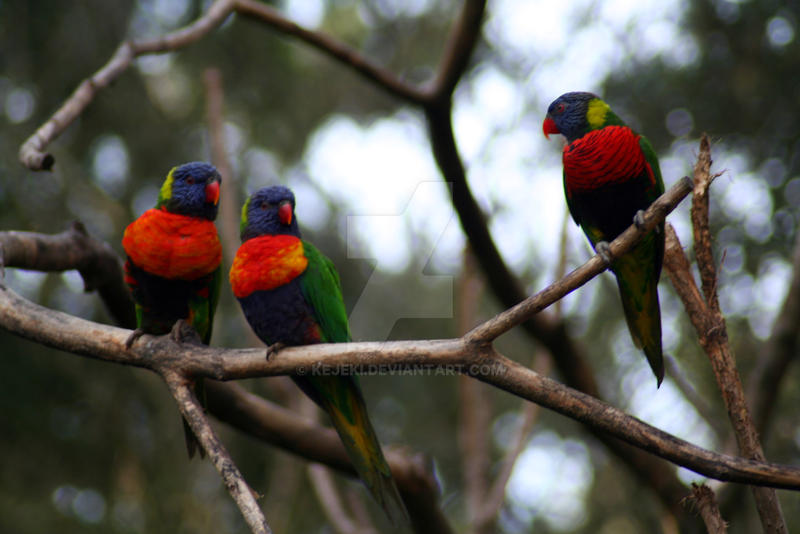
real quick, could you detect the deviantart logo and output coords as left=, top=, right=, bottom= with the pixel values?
left=346, top=181, right=455, bottom=341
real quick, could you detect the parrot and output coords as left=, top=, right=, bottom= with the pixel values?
left=229, top=186, right=408, bottom=525
left=122, top=161, right=222, bottom=457
left=543, top=91, right=665, bottom=385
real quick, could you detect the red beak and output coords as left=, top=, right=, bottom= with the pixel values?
left=543, top=116, right=560, bottom=139
left=278, top=202, right=293, bottom=226
left=205, top=180, right=220, bottom=205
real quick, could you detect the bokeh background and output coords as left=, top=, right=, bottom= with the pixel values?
left=1, top=0, right=799, bottom=532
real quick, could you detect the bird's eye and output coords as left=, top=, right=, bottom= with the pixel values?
left=260, top=202, right=269, bottom=210
left=555, top=103, right=566, bottom=114
left=186, top=177, right=195, bottom=185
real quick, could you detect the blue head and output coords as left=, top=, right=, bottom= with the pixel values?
left=543, top=91, right=602, bottom=143
left=157, top=162, right=221, bottom=220
left=240, top=185, right=301, bottom=241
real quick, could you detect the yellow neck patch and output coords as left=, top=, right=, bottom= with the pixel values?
left=157, top=167, right=177, bottom=207
left=586, top=99, right=610, bottom=130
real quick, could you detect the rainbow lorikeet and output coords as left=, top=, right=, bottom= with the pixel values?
left=122, top=162, right=222, bottom=456
left=543, top=92, right=665, bottom=385
left=229, top=186, right=408, bottom=524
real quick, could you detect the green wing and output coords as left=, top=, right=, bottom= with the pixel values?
left=639, top=134, right=665, bottom=199
left=187, top=266, right=221, bottom=344
left=298, top=241, right=351, bottom=344
left=295, top=241, right=408, bottom=523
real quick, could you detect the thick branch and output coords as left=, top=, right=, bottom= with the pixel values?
left=0, top=223, right=135, bottom=328
left=429, top=0, right=486, bottom=100
left=232, top=0, right=427, bottom=105
left=5, top=282, right=800, bottom=490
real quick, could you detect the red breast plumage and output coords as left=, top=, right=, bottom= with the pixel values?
left=563, top=125, right=654, bottom=196
left=122, top=207, right=221, bottom=280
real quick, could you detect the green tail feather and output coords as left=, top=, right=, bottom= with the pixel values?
left=313, top=376, right=409, bottom=525
left=612, top=244, right=664, bottom=386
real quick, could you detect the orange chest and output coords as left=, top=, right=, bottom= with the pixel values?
left=122, top=208, right=221, bottom=280
left=229, top=235, right=308, bottom=298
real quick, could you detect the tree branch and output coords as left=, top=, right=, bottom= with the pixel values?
left=428, top=0, right=486, bottom=100
left=456, top=249, right=491, bottom=534
left=6, top=182, right=800, bottom=492
left=0, top=222, right=135, bottom=328
left=474, top=361, right=546, bottom=530
left=232, top=0, right=427, bottom=105
left=5, top=280, right=800, bottom=489
left=665, top=135, right=787, bottom=533
left=18, top=0, right=237, bottom=170
left=685, top=483, right=728, bottom=534
left=466, top=176, right=692, bottom=343
left=203, top=68, right=240, bottom=269
left=161, top=370, right=272, bottom=534
left=308, top=464, right=375, bottom=534
left=203, top=381, right=452, bottom=534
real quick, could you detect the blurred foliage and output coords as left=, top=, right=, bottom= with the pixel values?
left=1, top=1, right=799, bottom=533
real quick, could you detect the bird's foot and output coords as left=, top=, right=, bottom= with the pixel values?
left=265, top=342, right=286, bottom=361
left=170, top=319, right=201, bottom=345
left=633, top=210, right=647, bottom=230
left=125, top=328, right=145, bottom=349
left=596, top=241, right=613, bottom=265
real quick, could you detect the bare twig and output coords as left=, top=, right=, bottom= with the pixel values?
left=474, top=357, right=548, bottom=530
left=19, top=0, right=236, bottom=170
left=308, top=464, right=375, bottom=534
left=456, top=249, right=491, bottom=534
left=473, top=208, right=567, bottom=531
left=466, top=176, right=693, bottom=343
left=691, top=136, right=720, bottom=313
left=203, top=68, right=240, bottom=268
left=665, top=135, right=787, bottom=533
left=161, top=370, right=272, bottom=534
left=232, top=0, right=426, bottom=104
left=685, top=483, right=728, bottom=534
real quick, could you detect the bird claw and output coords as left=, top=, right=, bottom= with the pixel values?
left=596, top=241, right=613, bottom=265
left=265, top=342, right=286, bottom=361
left=170, top=319, right=201, bottom=345
left=633, top=210, right=647, bottom=230
left=125, top=328, right=145, bottom=349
